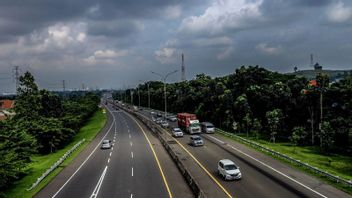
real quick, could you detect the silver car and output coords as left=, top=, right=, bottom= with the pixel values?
left=190, top=135, right=203, bottom=146
left=218, top=159, right=242, bottom=180
left=172, top=127, right=184, bottom=137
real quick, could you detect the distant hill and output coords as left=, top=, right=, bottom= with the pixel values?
left=288, top=69, right=352, bottom=81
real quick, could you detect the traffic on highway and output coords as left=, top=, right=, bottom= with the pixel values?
left=35, top=98, right=350, bottom=198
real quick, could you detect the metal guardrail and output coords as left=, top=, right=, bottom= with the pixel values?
left=27, top=139, right=85, bottom=191
left=216, top=128, right=352, bottom=188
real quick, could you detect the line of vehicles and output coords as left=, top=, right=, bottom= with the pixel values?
left=108, top=102, right=242, bottom=181
left=150, top=111, right=242, bottom=180
left=151, top=112, right=216, bottom=147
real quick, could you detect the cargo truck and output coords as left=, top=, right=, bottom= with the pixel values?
left=177, top=113, right=201, bottom=134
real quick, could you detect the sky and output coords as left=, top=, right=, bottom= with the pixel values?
left=0, top=0, right=352, bottom=92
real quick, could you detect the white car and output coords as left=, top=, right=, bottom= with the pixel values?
left=172, top=127, right=183, bottom=137
left=161, top=121, right=169, bottom=128
left=168, top=116, right=177, bottom=122
left=218, top=159, right=242, bottom=180
left=101, top=140, right=112, bottom=149
left=156, top=118, right=163, bottom=124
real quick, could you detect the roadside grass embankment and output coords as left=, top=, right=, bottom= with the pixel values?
left=5, top=108, right=107, bottom=198
left=219, top=131, right=352, bottom=195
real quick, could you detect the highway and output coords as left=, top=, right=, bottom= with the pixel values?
left=137, top=108, right=351, bottom=198
left=36, top=103, right=192, bottom=198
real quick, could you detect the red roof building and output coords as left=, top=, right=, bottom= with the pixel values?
left=0, top=100, right=14, bottom=110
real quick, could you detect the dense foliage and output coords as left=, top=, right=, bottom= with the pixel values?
left=115, top=66, right=352, bottom=154
left=0, top=72, right=100, bottom=192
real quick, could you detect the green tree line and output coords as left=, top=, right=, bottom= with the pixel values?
left=0, top=72, right=100, bottom=192
left=114, top=66, right=352, bottom=153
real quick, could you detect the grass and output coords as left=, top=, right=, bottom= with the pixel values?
left=219, top=131, right=352, bottom=195
left=5, top=108, right=107, bottom=198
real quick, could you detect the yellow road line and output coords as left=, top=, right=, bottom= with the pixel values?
left=125, top=112, right=173, bottom=198
left=138, top=113, right=233, bottom=198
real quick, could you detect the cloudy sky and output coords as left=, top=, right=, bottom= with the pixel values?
left=0, top=0, right=352, bottom=92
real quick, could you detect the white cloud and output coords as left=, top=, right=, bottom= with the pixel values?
left=327, top=1, right=352, bottom=23
left=179, top=0, right=263, bottom=35
left=155, top=47, right=177, bottom=64
left=76, top=33, right=86, bottom=42
left=164, top=5, right=182, bottom=20
left=255, top=43, right=281, bottom=55
left=84, top=49, right=128, bottom=64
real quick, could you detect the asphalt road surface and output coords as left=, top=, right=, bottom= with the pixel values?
left=36, top=104, right=192, bottom=198
left=137, top=108, right=351, bottom=198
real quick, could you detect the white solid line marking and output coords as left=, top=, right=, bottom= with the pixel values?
left=90, top=166, right=108, bottom=198
left=52, top=108, right=116, bottom=198
left=130, top=141, right=133, bottom=147
left=207, top=135, right=328, bottom=198
left=108, top=158, right=110, bottom=163
left=131, top=167, right=134, bottom=177
left=131, top=151, right=134, bottom=158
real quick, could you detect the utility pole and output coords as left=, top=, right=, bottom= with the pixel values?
left=62, top=80, right=66, bottom=92
left=147, top=82, right=150, bottom=109
left=137, top=86, right=141, bottom=108
left=13, top=66, right=20, bottom=94
left=151, top=70, right=178, bottom=120
left=181, top=53, right=186, bottom=81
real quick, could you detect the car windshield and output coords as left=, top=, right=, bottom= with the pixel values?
left=103, top=140, right=109, bottom=143
left=190, top=123, right=200, bottom=127
left=224, top=164, right=237, bottom=170
left=193, top=137, right=201, bottom=141
left=174, top=129, right=181, bottom=132
left=207, top=125, right=214, bottom=128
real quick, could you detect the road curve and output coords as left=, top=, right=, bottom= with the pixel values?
left=36, top=103, right=192, bottom=198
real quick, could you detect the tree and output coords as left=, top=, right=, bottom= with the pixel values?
left=266, top=109, right=283, bottom=143
left=252, top=118, right=262, bottom=140
left=0, top=120, right=36, bottom=190
left=13, top=71, right=41, bottom=120
left=316, top=73, right=330, bottom=148
left=290, top=126, right=307, bottom=152
left=320, top=121, right=334, bottom=152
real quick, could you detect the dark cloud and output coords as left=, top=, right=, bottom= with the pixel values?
left=87, top=20, right=144, bottom=37
left=0, top=0, right=352, bottom=92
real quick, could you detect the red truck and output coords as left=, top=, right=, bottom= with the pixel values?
left=177, top=113, right=201, bottom=134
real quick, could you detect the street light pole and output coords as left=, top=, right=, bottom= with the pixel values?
left=147, top=82, right=150, bottom=109
left=151, top=70, right=178, bottom=120
left=137, top=86, right=141, bottom=108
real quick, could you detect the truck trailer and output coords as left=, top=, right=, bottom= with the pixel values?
left=177, top=113, right=201, bottom=134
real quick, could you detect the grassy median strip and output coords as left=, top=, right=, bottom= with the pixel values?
left=5, top=109, right=107, bottom=198
left=219, top=132, right=352, bottom=195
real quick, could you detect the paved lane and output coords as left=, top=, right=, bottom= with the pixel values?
left=37, top=103, right=192, bottom=198
left=137, top=108, right=345, bottom=198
